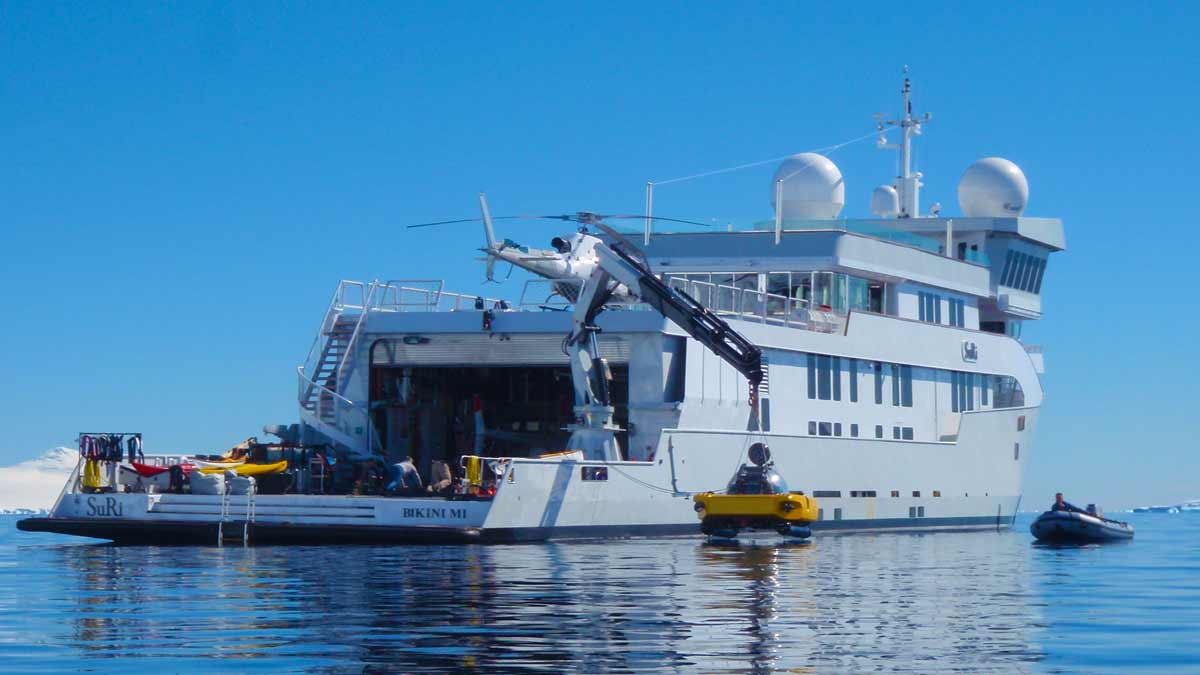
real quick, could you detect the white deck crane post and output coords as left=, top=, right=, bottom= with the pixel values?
left=564, top=235, right=765, bottom=461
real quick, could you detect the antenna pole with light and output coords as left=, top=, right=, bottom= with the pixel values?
left=877, top=66, right=931, bottom=218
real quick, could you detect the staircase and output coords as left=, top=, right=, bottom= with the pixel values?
left=300, top=315, right=358, bottom=423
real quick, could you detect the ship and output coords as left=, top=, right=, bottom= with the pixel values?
left=19, top=74, right=1060, bottom=544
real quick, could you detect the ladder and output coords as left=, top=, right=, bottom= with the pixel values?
left=300, top=315, right=358, bottom=423
left=216, top=478, right=257, bottom=547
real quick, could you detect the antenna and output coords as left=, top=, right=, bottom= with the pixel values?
left=876, top=66, right=930, bottom=218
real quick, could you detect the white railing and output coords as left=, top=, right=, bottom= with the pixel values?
left=301, top=280, right=369, bottom=379
left=373, top=279, right=508, bottom=312
left=667, top=278, right=844, bottom=334
left=297, top=365, right=356, bottom=409
left=518, top=278, right=584, bottom=311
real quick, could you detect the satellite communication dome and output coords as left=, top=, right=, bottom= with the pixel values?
left=771, top=153, right=844, bottom=219
left=870, top=185, right=899, bottom=217
left=958, top=157, right=1029, bottom=217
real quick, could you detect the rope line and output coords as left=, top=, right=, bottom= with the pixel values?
left=652, top=127, right=889, bottom=187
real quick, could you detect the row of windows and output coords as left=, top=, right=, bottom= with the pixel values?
left=812, top=490, right=944, bottom=499
left=816, top=507, right=937, bottom=520
left=918, top=291, right=942, bottom=324
left=1000, top=249, right=1048, bottom=293
left=662, top=271, right=887, bottom=314
left=808, top=420, right=861, bottom=437
left=807, top=355, right=913, bottom=408
left=918, top=291, right=966, bottom=327
left=806, top=421, right=916, bottom=440
left=951, top=372, right=1026, bottom=412
left=804, top=354, right=1023, bottom=411
left=883, top=363, right=914, bottom=407
left=948, top=298, right=966, bottom=327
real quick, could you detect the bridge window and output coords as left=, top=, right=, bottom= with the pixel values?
left=849, top=359, right=859, bottom=402
left=1000, top=250, right=1049, bottom=293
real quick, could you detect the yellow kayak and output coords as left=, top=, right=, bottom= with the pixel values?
left=198, top=460, right=288, bottom=477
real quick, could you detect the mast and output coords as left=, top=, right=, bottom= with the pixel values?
left=877, top=66, right=932, bottom=218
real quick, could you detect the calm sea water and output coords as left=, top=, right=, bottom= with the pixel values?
left=2, top=513, right=1198, bottom=674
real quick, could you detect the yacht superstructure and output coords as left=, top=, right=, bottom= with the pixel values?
left=20, top=75, right=1062, bottom=544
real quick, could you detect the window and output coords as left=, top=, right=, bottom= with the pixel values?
left=850, top=423, right=859, bottom=438
left=834, top=508, right=842, bottom=521
left=1000, top=250, right=1017, bottom=286
left=981, top=376, right=990, bottom=406
left=1012, top=252, right=1028, bottom=289
left=808, top=421, right=817, bottom=435
left=833, top=422, right=842, bottom=437
left=1017, top=415, right=1026, bottom=431
left=1014, top=443, right=1020, bottom=460
left=581, top=467, right=608, bottom=481
left=817, top=508, right=824, bottom=521
left=819, top=422, right=833, bottom=436
left=874, top=362, right=884, bottom=404
left=952, top=372, right=976, bottom=412
left=933, top=490, right=941, bottom=497
left=848, top=358, right=858, bottom=402
left=817, top=355, right=832, bottom=400
left=909, top=507, right=917, bottom=518
left=806, top=354, right=816, bottom=399
left=912, top=491, right=921, bottom=497
left=902, top=427, right=913, bottom=441
left=1033, top=259, right=1048, bottom=293
left=948, top=299, right=965, bottom=327
left=994, top=376, right=1025, bottom=408
left=918, top=291, right=943, bottom=324
left=918, top=506, right=925, bottom=517
left=891, top=490, right=900, bottom=498
left=893, top=426, right=901, bottom=440
left=1021, top=255, right=1040, bottom=291
left=875, top=425, right=884, bottom=439
left=832, top=357, right=842, bottom=401
left=813, top=490, right=841, bottom=498
left=891, top=364, right=912, bottom=407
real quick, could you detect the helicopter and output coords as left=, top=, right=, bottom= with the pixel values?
left=408, top=193, right=712, bottom=300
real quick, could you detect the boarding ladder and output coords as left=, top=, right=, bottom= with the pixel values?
left=217, top=478, right=257, bottom=547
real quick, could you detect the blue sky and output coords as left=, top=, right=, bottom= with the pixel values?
left=2, top=2, right=1196, bottom=508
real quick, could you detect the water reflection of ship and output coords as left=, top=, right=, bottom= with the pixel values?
left=49, top=533, right=1046, bottom=671
left=695, top=543, right=816, bottom=674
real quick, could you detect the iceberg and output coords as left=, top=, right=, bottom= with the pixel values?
left=0, top=447, right=77, bottom=512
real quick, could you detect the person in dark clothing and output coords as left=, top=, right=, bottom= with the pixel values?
left=1051, top=492, right=1084, bottom=513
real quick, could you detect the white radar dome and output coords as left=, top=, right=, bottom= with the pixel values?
left=870, top=185, right=899, bottom=217
left=958, top=157, right=1029, bottom=217
left=771, top=153, right=844, bottom=219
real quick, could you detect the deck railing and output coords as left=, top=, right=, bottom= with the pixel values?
left=667, top=278, right=844, bottom=334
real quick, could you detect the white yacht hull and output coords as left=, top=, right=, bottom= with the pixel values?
left=21, top=426, right=1023, bottom=544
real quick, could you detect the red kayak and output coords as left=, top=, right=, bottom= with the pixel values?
left=130, top=461, right=193, bottom=477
